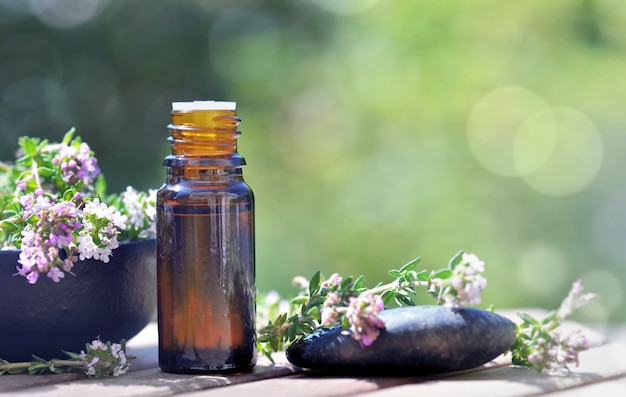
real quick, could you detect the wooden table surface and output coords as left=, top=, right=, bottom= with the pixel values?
left=2, top=316, right=626, bottom=397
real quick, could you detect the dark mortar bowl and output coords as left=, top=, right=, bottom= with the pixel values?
left=0, top=238, right=156, bottom=362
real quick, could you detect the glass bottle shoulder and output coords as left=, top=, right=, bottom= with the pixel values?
left=157, top=177, right=253, bottom=204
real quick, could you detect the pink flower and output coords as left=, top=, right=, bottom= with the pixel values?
left=321, top=273, right=343, bottom=289
left=432, top=252, right=487, bottom=308
left=345, top=291, right=385, bottom=347
left=557, top=279, right=598, bottom=320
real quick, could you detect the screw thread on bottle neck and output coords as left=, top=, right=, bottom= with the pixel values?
left=165, top=107, right=245, bottom=168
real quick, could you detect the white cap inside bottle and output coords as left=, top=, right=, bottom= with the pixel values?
left=171, top=101, right=236, bottom=111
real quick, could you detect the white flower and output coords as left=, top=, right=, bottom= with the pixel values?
left=88, top=339, right=106, bottom=350
left=83, top=198, right=127, bottom=229
left=97, top=246, right=113, bottom=263
left=77, top=233, right=98, bottom=260
left=120, top=186, right=156, bottom=238
left=557, top=279, right=598, bottom=320
left=113, top=364, right=128, bottom=377
left=433, top=252, right=488, bottom=308
left=462, top=252, right=485, bottom=273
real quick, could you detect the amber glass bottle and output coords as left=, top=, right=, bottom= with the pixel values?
left=156, top=101, right=255, bottom=374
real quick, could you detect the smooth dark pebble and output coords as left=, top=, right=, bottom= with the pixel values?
left=286, top=305, right=516, bottom=375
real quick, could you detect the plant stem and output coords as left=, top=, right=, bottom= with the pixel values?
left=50, top=359, right=84, bottom=368
left=0, top=359, right=84, bottom=373
left=0, top=362, right=31, bottom=371
left=367, top=279, right=429, bottom=296
left=31, top=159, right=42, bottom=190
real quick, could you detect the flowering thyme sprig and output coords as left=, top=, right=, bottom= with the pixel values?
left=257, top=253, right=597, bottom=375
left=0, top=338, right=131, bottom=378
left=509, top=280, right=598, bottom=372
left=0, top=128, right=156, bottom=284
left=257, top=250, right=488, bottom=361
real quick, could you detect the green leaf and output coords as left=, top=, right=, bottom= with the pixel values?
left=257, top=333, right=272, bottom=342
left=260, top=346, right=275, bottom=364
left=273, top=313, right=287, bottom=326
left=448, top=250, right=465, bottom=269
left=353, top=275, right=365, bottom=291
left=63, top=350, right=81, bottom=360
left=62, top=127, right=76, bottom=144
left=28, top=361, right=49, bottom=375
left=540, top=310, right=557, bottom=325
left=309, top=271, right=321, bottom=295
left=381, top=289, right=394, bottom=305
left=416, top=270, right=430, bottom=282
left=19, top=137, right=38, bottom=156
left=517, top=312, right=539, bottom=326
left=95, top=174, right=107, bottom=199
left=394, top=293, right=415, bottom=307
left=37, top=167, right=56, bottom=178
left=270, top=337, right=279, bottom=352
left=8, top=367, right=27, bottom=375
left=511, top=356, right=528, bottom=366
left=341, top=315, right=349, bottom=330
left=35, top=138, right=49, bottom=152
left=340, top=276, right=353, bottom=290
left=399, top=257, right=421, bottom=272
left=286, top=323, right=297, bottom=342
left=290, top=296, right=308, bottom=305
left=431, top=269, right=452, bottom=279
left=388, top=269, right=402, bottom=278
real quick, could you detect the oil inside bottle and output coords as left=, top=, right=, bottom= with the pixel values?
left=157, top=190, right=255, bottom=373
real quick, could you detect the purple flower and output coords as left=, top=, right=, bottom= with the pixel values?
left=47, top=267, right=65, bottom=283
left=52, top=142, right=100, bottom=186
left=14, top=192, right=84, bottom=283
left=2, top=131, right=156, bottom=285
left=527, top=328, right=589, bottom=372
left=345, top=291, right=385, bottom=347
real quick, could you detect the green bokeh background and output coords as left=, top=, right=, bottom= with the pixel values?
left=1, top=0, right=624, bottom=324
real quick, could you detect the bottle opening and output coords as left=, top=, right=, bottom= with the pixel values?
left=172, top=101, right=237, bottom=112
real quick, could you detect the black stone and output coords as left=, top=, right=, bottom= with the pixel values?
left=286, top=305, right=516, bottom=374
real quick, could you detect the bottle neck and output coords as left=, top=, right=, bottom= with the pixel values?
left=166, top=167, right=243, bottom=183
left=164, top=109, right=245, bottom=169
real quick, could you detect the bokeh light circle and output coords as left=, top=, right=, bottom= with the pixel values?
left=516, top=243, right=567, bottom=298
left=520, top=107, right=603, bottom=196
left=467, top=86, right=550, bottom=177
left=310, top=0, right=380, bottom=15
left=26, top=0, right=109, bottom=29
left=513, top=108, right=559, bottom=175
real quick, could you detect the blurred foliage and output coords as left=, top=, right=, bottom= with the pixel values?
left=1, top=0, right=625, bottom=323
